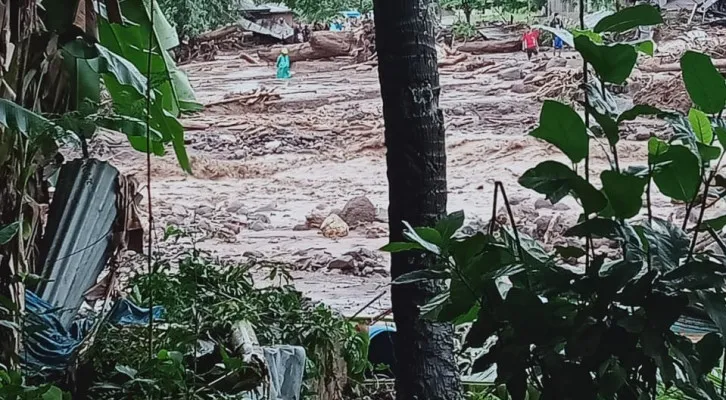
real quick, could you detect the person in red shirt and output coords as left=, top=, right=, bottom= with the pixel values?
left=522, top=26, right=540, bottom=60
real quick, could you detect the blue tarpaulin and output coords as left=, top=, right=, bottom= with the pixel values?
left=24, top=290, right=164, bottom=371
left=340, top=10, right=361, bottom=18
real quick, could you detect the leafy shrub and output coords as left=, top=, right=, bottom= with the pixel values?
left=385, top=5, right=726, bottom=400
left=88, top=248, right=369, bottom=398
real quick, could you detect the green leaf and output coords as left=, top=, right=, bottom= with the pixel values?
left=594, top=4, right=664, bottom=33
left=647, top=137, right=669, bottom=158
left=565, top=218, right=622, bottom=239
left=575, top=35, right=638, bottom=84
left=633, top=39, right=655, bottom=56
left=127, top=136, right=165, bottom=156
left=618, top=104, right=662, bottom=123
left=572, top=29, right=603, bottom=44
left=94, top=44, right=151, bottom=99
left=519, top=161, right=607, bottom=214
left=663, top=260, right=726, bottom=290
left=698, top=215, right=726, bottom=231
left=421, top=292, right=450, bottom=319
left=698, top=292, right=726, bottom=343
left=98, top=115, right=163, bottom=141
left=689, top=108, right=714, bottom=143
left=435, top=211, right=465, bottom=240
left=41, top=386, right=64, bottom=400
left=651, top=144, right=701, bottom=202
left=598, top=358, right=627, bottom=396
left=452, top=304, right=480, bottom=325
left=99, top=0, right=200, bottom=116
left=601, top=170, right=646, bottom=219
left=681, top=51, right=726, bottom=114
left=0, top=222, right=20, bottom=245
left=640, top=218, right=689, bottom=272
left=697, top=142, right=721, bottom=162
left=585, top=104, right=619, bottom=146
left=392, top=269, right=449, bottom=285
left=696, top=332, right=723, bottom=373
left=402, top=221, right=440, bottom=255
left=414, top=227, right=443, bottom=247
left=114, top=364, right=138, bottom=379
left=0, top=99, right=56, bottom=137
left=380, top=242, right=423, bottom=253
left=716, top=126, right=726, bottom=145
left=530, top=100, right=589, bottom=163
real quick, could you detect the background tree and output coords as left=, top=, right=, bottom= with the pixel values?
left=373, top=0, right=462, bottom=399
left=441, top=0, right=486, bottom=24
left=157, top=0, right=238, bottom=40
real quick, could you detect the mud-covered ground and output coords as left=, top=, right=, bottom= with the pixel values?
left=94, top=24, right=726, bottom=317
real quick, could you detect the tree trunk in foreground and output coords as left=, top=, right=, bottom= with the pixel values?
left=373, top=1, right=462, bottom=399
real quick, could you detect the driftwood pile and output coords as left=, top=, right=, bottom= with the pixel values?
left=258, top=31, right=358, bottom=63
left=530, top=68, right=583, bottom=100
left=632, top=75, right=692, bottom=113
left=205, top=87, right=282, bottom=109
left=178, top=26, right=251, bottom=64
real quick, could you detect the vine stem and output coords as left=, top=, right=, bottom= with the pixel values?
left=687, top=172, right=713, bottom=262
left=579, top=0, right=592, bottom=274
left=496, top=181, right=524, bottom=260
left=646, top=165, right=653, bottom=272
left=146, top=0, right=156, bottom=361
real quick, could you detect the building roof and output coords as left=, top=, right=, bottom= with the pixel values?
left=237, top=0, right=292, bottom=14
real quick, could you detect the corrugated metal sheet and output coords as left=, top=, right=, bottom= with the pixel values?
left=239, top=17, right=294, bottom=40
left=36, top=159, right=120, bottom=328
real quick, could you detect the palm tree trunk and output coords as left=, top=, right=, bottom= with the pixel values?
left=373, top=1, right=461, bottom=399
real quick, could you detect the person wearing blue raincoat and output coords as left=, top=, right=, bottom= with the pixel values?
left=276, top=48, right=291, bottom=79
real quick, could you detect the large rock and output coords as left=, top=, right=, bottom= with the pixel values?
left=305, top=210, right=327, bottom=229
left=320, top=214, right=349, bottom=239
left=340, top=196, right=376, bottom=227
left=545, top=57, right=568, bottom=70
left=497, top=67, right=523, bottom=81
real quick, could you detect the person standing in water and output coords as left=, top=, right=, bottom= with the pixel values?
left=522, top=26, right=539, bottom=61
left=276, top=48, right=291, bottom=79
left=550, top=13, right=564, bottom=57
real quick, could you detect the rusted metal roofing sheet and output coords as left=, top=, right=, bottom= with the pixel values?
left=36, top=158, right=120, bottom=328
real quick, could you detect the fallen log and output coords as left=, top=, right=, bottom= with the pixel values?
left=257, top=31, right=356, bottom=63
left=639, top=59, right=726, bottom=72
left=457, top=39, right=521, bottom=55
left=466, top=60, right=496, bottom=71
left=239, top=53, right=258, bottom=64
left=197, top=25, right=241, bottom=42
left=438, top=53, right=468, bottom=67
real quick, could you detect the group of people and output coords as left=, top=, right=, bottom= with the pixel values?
left=521, top=13, right=566, bottom=61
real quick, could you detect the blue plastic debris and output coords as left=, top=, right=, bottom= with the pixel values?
left=23, top=290, right=164, bottom=371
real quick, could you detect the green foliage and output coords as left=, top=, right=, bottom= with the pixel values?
left=157, top=0, right=238, bottom=40
left=0, top=223, right=19, bottom=246
left=441, top=0, right=486, bottom=23
left=593, top=4, right=663, bottom=33
left=453, top=22, right=479, bottom=40
left=278, top=0, right=373, bottom=22
left=89, top=248, right=368, bottom=398
left=384, top=4, right=726, bottom=400
left=681, top=51, right=726, bottom=114
left=0, top=368, right=69, bottom=400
